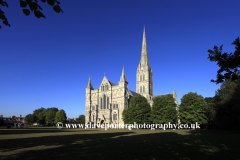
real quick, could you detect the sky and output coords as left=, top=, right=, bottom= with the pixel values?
left=0, top=0, right=239, bottom=119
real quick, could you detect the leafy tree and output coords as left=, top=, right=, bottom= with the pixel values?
left=54, top=109, right=67, bottom=124
left=24, top=114, right=36, bottom=124
left=122, top=96, right=151, bottom=124
left=207, top=37, right=240, bottom=84
left=179, top=92, right=208, bottom=127
left=45, top=107, right=58, bottom=125
left=213, top=78, right=240, bottom=129
left=204, top=97, right=216, bottom=121
left=38, top=111, right=46, bottom=125
left=0, top=0, right=63, bottom=29
left=33, top=107, right=46, bottom=124
left=151, top=94, right=178, bottom=124
left=76, top=115, right=85, bottom=124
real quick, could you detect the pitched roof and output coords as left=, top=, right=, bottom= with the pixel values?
left=108, top=81, right=118, bottom=86
left=128, top=90, right=141, bottom=97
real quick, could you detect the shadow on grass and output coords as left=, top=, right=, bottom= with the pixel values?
left=0, top=129, right=240, bottom=160
left=0, top=127, right=96, bottom=135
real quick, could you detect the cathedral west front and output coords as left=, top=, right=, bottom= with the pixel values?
left=85, top=27, right=178, bottom=126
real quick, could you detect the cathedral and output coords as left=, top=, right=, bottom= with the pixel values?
left=85, top=28, right=178, bottom=126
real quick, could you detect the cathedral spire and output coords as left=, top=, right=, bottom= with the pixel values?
left=87, top=75, right=93, bottom=89
left=140, top=26, right=150, bottom=66
left=120, top=65, right=127, bottom=82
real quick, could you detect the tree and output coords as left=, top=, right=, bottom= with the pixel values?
left=179, top=92, right=208, bottom=127
left=54, top=109, right=67, bottom=124
left=0, top=0, right=63, bottom=29
left=24, top=114, right=36, bottom=124
left=38, top=111, right=46, bottom=125
left=76, top=115, right=85, bottom=124
left=45, top=107, right=58, bottom=125
left=213, top=78, right=240, bottom=129
left=122, top=96, right=151, bottom=124
left=151, top=94, right=178, bottom=124
left=204, top=97, right=216, bottom=121
left=207, top=37, right=240, bottom=84
left=33, top=107, right=46, bottom=124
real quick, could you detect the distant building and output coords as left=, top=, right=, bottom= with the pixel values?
left=66, top=118, right=76, bottom=123
left=0, top=114, right=25, bottom=124
left=85, top=28, right=179, bottom=126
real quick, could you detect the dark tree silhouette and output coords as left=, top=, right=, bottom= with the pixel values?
left=207, top=37, right=240, bottom=84
left=0, top=0, right=63, bottom=29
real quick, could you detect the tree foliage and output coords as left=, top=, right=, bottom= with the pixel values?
left=33, top=107, right=46, bottom=124
left=204, top=97, right=216, bottom=123
left=24, top=114, right=36, bottom=124
left=45, top=107, right=58, bottom=125
left=122, top=96, right=151, bottom=124
left=179, top=92, right=208, bottom=126
left=0, top=0, right=63, bottom=29
left=213, top=78, right=240, bottom=129
left=76, top=115, right=85, bottom=124
left=54, top=109, right=67, bottom=124
left=151, top=94, right=178, bottom=124
left=207, top=37, right=240, bottom=84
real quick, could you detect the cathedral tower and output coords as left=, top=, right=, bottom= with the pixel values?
left=136, top=27, right=153, bottom=100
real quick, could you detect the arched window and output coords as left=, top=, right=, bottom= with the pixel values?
left=93, top=115, right=94, bottom=121
left=103, top=86, right=104, bottom=91
left=100, top=98, right=102, bottom=109
left=140, top=76, right=142, bottom=81
left=140, top=86, right=142, bottom=93
left=143, top=75, right=145, bottom=81
left=143, top=86, right=145, bottom=93
left=113, top=104, right=115, bottom=109
left=92, top=106, right=95, bottom=110
left=116, top=104, right=118, bottom=109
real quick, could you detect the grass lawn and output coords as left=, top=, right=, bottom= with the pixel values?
left=0, top=127, right=240, bottom=160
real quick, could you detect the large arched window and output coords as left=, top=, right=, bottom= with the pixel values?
left=140, top=86, right=142, bottom=93
left=143, top=86, right=145, bottom=93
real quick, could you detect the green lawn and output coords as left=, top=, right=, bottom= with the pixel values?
left=0, top=127, right=239, bottom=160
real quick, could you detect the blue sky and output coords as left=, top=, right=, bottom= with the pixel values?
left=1, top=0, right=239, bottom=119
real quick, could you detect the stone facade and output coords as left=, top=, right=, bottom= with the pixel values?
left=85, top=27, right=179, bottom=126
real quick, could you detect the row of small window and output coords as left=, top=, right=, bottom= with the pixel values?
left=113, top=104, right=118, bottom=109
left=140, top=86, right=145, bottom=93
left=101, top=85, right=109, bottom=91
left=92, top=114, right=117, bottom=121
left=92, top=104, right=118, bottom=110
